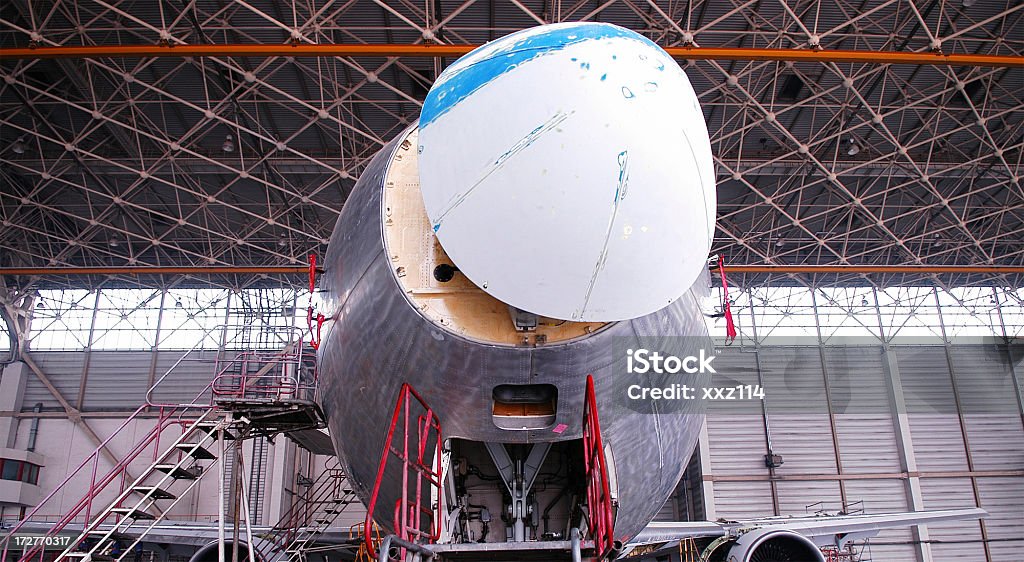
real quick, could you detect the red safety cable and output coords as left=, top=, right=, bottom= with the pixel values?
left=307, top=253, right=322, bottom=350
left=306, top=308, right=324, bottom=350
left=718, top=256, right=737, bottom=344
left=308, top=253, right=318, bottom=293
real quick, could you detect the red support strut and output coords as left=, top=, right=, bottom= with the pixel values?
left=717, top=256, right=737, bottom=344
left=365, top=383, right=443, bottom=559
left=583, top=374, right=616, bottom=559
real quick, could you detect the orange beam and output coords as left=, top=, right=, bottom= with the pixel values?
left=0, top=266, right=309, bottom=276
left=1, top=265, right=1021, bottom=277
left=712, top=265, right=1024, bottom=274
left=1, top=43, right=1021, bottom=67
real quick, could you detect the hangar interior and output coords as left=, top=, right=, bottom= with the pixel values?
left=0, top=1, right=1022, bottom=562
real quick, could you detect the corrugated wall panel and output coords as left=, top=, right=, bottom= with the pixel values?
left=706, top=349, right=775, bottom=519
left=920, top=477, right=986, bottom=560
left=773, top=480, right=841, bottom=515
left=842, top=479, right=914, bottom=562
left=706, top=348, right=768, bottom=476
left=706, top=414, right=769, bottom=476
left=826, top=346, right=902, bottom=474
left=22, top=351, right=219, bottom=411
left=146, top=350, right=219, bottom=405
left=81, top=353, right=152, bottom=410
left=896, top=347, right=970, bottom=472
left=652, top=497, right=677, bottom=522
left=948, top=346, right=1024, bottom=472
left=767, top=412, right=838, bottom=474
left=23, top=351, right=85, bottom=410
left=712, top=481, right=775, bottom=519
left=834, top=414, right=902, bottom=473
left=896, top=346, right=957, bottom=414
left=975, top=476, right=1024, bottom=562
left=760, top=347, right=839, bottom=475
left=823, top=346, right=888, bottom=415
left=947, top=345, right=1018, bottom=414
left=961, top=415, right=1024, bottom=471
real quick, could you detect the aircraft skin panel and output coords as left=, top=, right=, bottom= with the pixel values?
left=317, top=130, right=711, bottom=542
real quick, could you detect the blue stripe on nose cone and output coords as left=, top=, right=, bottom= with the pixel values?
left=418, top=23, right=662, bottom=129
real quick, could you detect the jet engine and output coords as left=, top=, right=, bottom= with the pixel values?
left=704, top=528, right=826, bottom=562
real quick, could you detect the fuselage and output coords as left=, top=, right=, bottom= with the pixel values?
left=317, top=126, right=712, bottom=543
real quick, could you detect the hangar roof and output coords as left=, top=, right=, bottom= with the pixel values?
left=0, top=0, right=1021, bottom=290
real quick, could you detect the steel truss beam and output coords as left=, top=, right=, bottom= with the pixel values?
left=1, top=44, right=1022, bottom=67
left=0, top=0, right=1021, bottom=293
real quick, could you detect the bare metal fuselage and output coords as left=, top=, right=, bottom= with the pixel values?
left=317, top=129, right=710, bottom=543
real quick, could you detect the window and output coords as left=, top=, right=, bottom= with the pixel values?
left=0, top=460, right=18, bottom=481
left=0, top=459, right=41, bottom=485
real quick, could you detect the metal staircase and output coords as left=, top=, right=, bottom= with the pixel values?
left=254, top=461, right=360, bottom=562
left=60, top=413, right=236, bottom=561
left=0, top=340, right=228, bottom=562
left=0, top=327, right=333, bottom=562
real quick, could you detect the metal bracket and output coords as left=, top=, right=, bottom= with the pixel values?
left=509, top=306, right=538, bottom=332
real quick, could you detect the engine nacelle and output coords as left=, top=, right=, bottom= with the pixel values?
left=188, top=540, right=261, bottom=562
left=721, top=528, right=825, bottom=562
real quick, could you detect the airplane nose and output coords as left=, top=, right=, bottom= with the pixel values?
left=417, top=23, right=716, bottom=322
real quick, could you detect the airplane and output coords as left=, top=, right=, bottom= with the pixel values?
left=2, top=20, right=983, bottom=562
left=311, top=21, right=986, bottom=562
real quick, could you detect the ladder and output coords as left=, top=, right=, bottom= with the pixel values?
left=365, top=383, right=443, bottom=561
left=0, top=403, right=232, bottom=562
left=254, top=461, right=360, bottom=561
left=60, top=413, right=237, bottom=561
left=2, top=327, right=327, bottom=562
left=583, top=374, right=616, bottom=560
left=0, top=340, right=228, bottom=562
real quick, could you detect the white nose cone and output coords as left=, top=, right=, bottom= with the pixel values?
left=418, top=23, right=716, bottom=322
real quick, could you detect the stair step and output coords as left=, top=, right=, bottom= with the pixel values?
left=86, top=529, right=129, bottom=539
left=132, top=485, right=176, bottom=500
left=174, top=443, right=216, bottom=460
left=314, top=519, right=332, bottom=525
left=154, top=464, right=202, bottom=480
left=111, top=507, right=156, bottom=520
left=193, top=421, right=236, bottom=439
left=324, top=508, right=342, bottom=514
left=64, top=554, right=115, bottom=561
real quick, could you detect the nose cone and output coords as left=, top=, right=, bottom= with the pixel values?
left=418, top=23, right=716, bottom=322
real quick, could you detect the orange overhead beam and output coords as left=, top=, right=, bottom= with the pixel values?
left=1, top=43, right=1022, bottom=67
left=0, top=266, right=309, bottom=276
left=1, top=265, right=1021, bottom=277
left=712, top=265, right=1024, bottom=274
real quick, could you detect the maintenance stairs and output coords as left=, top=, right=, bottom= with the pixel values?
left=0, top=330, right=339, bottom=562
left=255, top=461, right=361, bottom=562
left=367, top=375, right=614, bottom=562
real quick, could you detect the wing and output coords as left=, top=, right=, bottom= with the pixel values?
left=623, top=508, right=987, bottom=560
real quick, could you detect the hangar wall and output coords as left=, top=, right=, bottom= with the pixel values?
left=696, top=344, right=1023, bottom=562
left=1, top=285, right=1021, bottom=561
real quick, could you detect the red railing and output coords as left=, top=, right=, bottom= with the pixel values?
left=365, top=383, right=442, bottom=560
left=2, top=405, right=219, bottom=561
left=3, top=328, right=314, bottom=562
left=1, top=322, right=319, bottom=562
left=2, top=338, right=228, bottom=562
left=254, top=462, right=351, bottom=561
left=583, top=374, right=615, bottom=559
left=211, top=346, right=317, bottom=403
